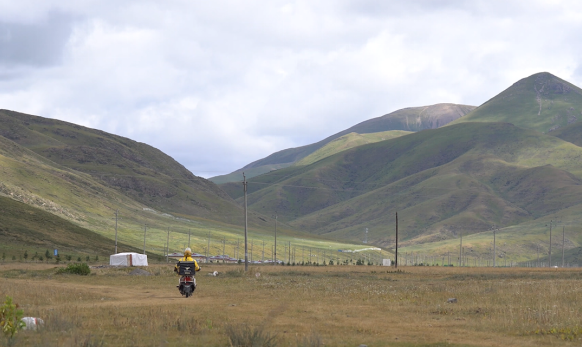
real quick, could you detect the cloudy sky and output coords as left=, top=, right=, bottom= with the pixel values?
left=1, top=1, right=581, bottom=177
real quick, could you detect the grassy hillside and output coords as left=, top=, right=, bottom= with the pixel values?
left=0, top=195, right=142, bottom=259
left=295, top=130, right=412, bottom=166
left=550, top=120, right=582, bottom=147
left=450, top=72, right=582, bottom=133
left=0, top=112, right=376, bottom=261
left=234, top=122, right=582, bottom=257
left=211, top=103, right=474, bottom=183
left=0, top=109, right=245, bottom=225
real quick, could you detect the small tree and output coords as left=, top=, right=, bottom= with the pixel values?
left=23, top=251, right=28, bottom=262
left=1, top=253, right=5, bottom=263
left=66, top=255, right=72, bottom=261
left=55, top=254, right=61, bottom=264
left=95, top=255, right=99, bottom=261
left=85, top=256, right=90, bottom=262
left=0, top=296, right=25, bottom=340
left=77, top=257, right=81, bottom=262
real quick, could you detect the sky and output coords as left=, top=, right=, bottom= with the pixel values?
left=1, top=1, right=582, bottom=177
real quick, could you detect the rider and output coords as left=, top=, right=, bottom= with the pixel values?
left=174, top=248, right=200, bottom=286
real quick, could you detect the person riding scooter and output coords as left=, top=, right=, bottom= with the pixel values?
left=174, top=248, right=200, bottom=295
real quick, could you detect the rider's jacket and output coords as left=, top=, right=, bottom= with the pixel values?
left=174, top=256, right=200, bottom=273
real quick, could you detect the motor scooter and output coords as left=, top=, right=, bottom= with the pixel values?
left=176, top=261, right=198, bottom=298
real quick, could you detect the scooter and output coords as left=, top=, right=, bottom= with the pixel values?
left=176, top=261, right=199, bottom=298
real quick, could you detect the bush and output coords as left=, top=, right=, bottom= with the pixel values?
left=225, top=324, right=278, bottom=347
left=0, top=296, right=25, bottom=339
left=56, top=263, right=91, bottom=276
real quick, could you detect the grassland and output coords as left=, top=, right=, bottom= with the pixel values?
left=2, top=264, right=582, bottom=346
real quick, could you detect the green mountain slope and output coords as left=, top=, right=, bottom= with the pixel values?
left=551, top=120, right=582, bottom=147
left=235, top=123, right=582, bottom=250
left=0, top=109, right=245, bottom=225
left=450, top=72, right=582, bottom=133
left=0, top=111, right=377, bottom=261
left=211, top=103, right=475, bottom=183
left=0, top=194, right=141, bottom=258
left=295, top=130, right=412, bottom=166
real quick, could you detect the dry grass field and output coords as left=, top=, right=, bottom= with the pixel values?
left=1, top=263, right=582, bottom=346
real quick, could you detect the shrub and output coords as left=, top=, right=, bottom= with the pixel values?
left=0, top=296, right=25, bottom=339
left=56, top=263, right=91, bottom=276
left=225, top=324, right=278, bottom=347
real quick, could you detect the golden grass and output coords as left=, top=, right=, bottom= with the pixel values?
left=1, top=263, right=582, bottom=346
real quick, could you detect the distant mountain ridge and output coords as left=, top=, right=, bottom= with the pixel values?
left=450, top=72, right=582, bottom=133
left=210, top=103, right=475, bottom=184
left=234, top=122, right=582, bottom=249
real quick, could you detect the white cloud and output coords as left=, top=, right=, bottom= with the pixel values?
left=0, top=0, right=581, bottom=177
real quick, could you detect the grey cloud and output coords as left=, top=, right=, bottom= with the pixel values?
left=0, top=11, right=75, bottom=67
left=0, top=1, right=581, bottom=178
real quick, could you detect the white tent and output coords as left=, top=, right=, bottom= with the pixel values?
left=110, top=252, right=148, bottom=266
left=382, top=259, right=392, bottom=266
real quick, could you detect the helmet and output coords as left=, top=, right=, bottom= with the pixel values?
left=184, top=248, right=192, bottom=257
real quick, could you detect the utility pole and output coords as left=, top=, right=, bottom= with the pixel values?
left=562, top=226, right=565, bottom=268
left=395, top=212, right=398, bottom=269
left=166, top=227, right=170, bottom=263
left=288, top=241, right=291, bottom=264
left=243, top=173, right=248, bottom=271
left=492, top=226, right=497, bottom=267
left=114, top=210, right=119, bottom=254
left=459, top=231, right=462, bottom=267
left=274, top=214, right=278, bottom=263
left=142, top=224, right=147, bottom=255
left=207, top=230, right=211, bottom=263
left=188, top=229, right=191, bottom=248
left=549, top=220, right=553, bottom=267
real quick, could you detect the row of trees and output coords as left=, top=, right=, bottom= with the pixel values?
left=1, top=250, right=99, bottom=263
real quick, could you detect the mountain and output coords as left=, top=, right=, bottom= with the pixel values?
left=295, top=130, right=412, bottom=166
left=449, top=72, right=582, bottom=133
left=232, top=122, right=582, bottom=250
left=0, top=109, right=246, bottom=225
left=210, top=103, right=475, bottom=184
left=0, top=109, right=375, bottom=261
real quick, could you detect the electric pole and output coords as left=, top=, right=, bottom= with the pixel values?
left=459, top=231, right=462, bottom=267
left=207, top=230, right=211, bottom=263
left=395, top=212, right=398, bottom=269
left=493, top=225, right=497, bottom=267
left=166, top=227, right=170, bottom=263
left=549, top=220, right=553, bottom=267
left=274, top=213, right=278, bottom=263
left=243, top=173, right=248, bottom=271
left=562, top=226, right=565, bottom=268
left=114, top=210, right=119, bottom=254
left=188, top=229, right=191, bottom=248
left=142, top=224, right=147, bottom=255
